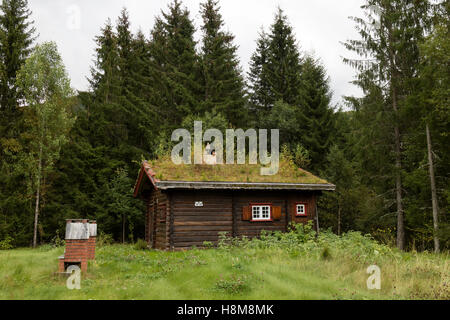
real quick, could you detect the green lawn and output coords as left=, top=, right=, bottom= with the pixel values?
left=0, top=241, right=448, bottom=300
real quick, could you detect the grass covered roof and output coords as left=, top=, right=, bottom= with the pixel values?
left=145, top=155, right=331, bottom=185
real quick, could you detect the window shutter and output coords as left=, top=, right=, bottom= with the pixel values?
left=272, top=206, right=282, bottom=221
left=242, top=206, right=251, bottom=221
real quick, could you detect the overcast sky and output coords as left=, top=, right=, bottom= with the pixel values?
left=28, top=0, right=365, bottom=107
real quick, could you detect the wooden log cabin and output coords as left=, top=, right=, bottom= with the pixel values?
left=133, top=158, right=335, bottom=250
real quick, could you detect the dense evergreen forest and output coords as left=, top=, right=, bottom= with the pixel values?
left=0, top=0, right=448, bottom=252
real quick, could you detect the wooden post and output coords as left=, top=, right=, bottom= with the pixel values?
left=285, top=199, right=289, bottom=231
left=168, top=192, right=174, bottom=250
left=315, top=201, right=320, bottom=235
left=232, top=192, right=237, bottom=238
left=337, top=201, right=341, bottom=236
left=122, top=214, right=126, bottom=244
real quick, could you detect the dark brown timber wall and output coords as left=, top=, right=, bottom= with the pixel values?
left=233, top=191, right=287, bottom=238
left=233, top=190, right=317, bottom=238
left=155, top=189, right=319, bottom=249
left=145, top=189, right=169, bottom=250
left=170, top=190, right=233, bottom=249
left=287, top=191, right=317, bottom=227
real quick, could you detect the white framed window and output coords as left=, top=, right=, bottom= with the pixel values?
left=251, top=205, right=271, bottom=221
left=296, top=204, right=307, bottom=216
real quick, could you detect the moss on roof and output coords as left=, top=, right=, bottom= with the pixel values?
left=147, top=155, right=331, bottom=185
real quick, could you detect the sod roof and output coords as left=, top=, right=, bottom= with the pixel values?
left=134, top=155, right=335, bottom=195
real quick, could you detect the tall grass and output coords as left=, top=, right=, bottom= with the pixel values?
left=0, top=224, right=448, bottom=300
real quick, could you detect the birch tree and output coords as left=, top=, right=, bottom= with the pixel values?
left=16, top=42, right=75, bottom=248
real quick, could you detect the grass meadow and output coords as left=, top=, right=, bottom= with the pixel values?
left=0, top=228, right=448, bottom=300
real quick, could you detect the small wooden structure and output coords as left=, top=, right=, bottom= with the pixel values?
left=134, top=160, right=335, bottom=250
left=58, top=219, right=97, bottom=272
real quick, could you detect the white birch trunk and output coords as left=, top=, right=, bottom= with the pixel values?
left=426, top=123, right=440, bottom=253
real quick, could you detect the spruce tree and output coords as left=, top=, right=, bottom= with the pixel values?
left=130, top=30, right=153, bottom=108
left=248, top=8, right=303, bottom=121
left=114, top=8, right=136, bottom=147
left=0, top=0, right=35, bottom=247
left=0, top=0, right=35, bottom=121
left=199, top=0, right=247, bottom=127
left=248, top=29, right=271, bottom=118
left=116, top=8, right=132, bottom=88
left=344, top=0, right=431, bottom=250
left=267, top=8, right=302, bottom=107
left=298, top=56, right=335, bottom=171
left=115, top=8, right=155, bottom=153
left=89, top=19, right=120, bottom=104
left=89, top=10, right=157, bottom=167
left=149, top=0, right=201, bottom=134
left=249, top=8, right=336, bottom=172
left=88, top=19, right=122, bottom=146
left=129, top=29, right=158, bottom=152
left=403, top=3, right=449, bottom=252
left=89, top=11, right=155, bottom=156
left=65, top=11, right=152, bottom=243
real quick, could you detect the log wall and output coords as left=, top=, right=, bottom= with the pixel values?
left=171, top=190, right=233, bottom=249
left=144, top=189, right=318, bottom=250
left=146, top=189, right=169, bottom=250
left=233, top=191, right=288, bottom=238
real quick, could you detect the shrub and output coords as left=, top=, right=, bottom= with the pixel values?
left=218, top=232, right=232, bottom=248
left=203, top=241, right=214, bottom=249
left=135, top=239, right=148, bottom=250
left=231, top=257, right=243, bottom=269
left=215, top=221, right=402, bottom=263
left=214, top=275, right=249, bottom=294
left=0, top=236, right=14, bottom=250
left=321, top=246, right=332, bottom=260
left=97, top=231, right=113, bottom=247
left=51, top=231, right=65, bottom=248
